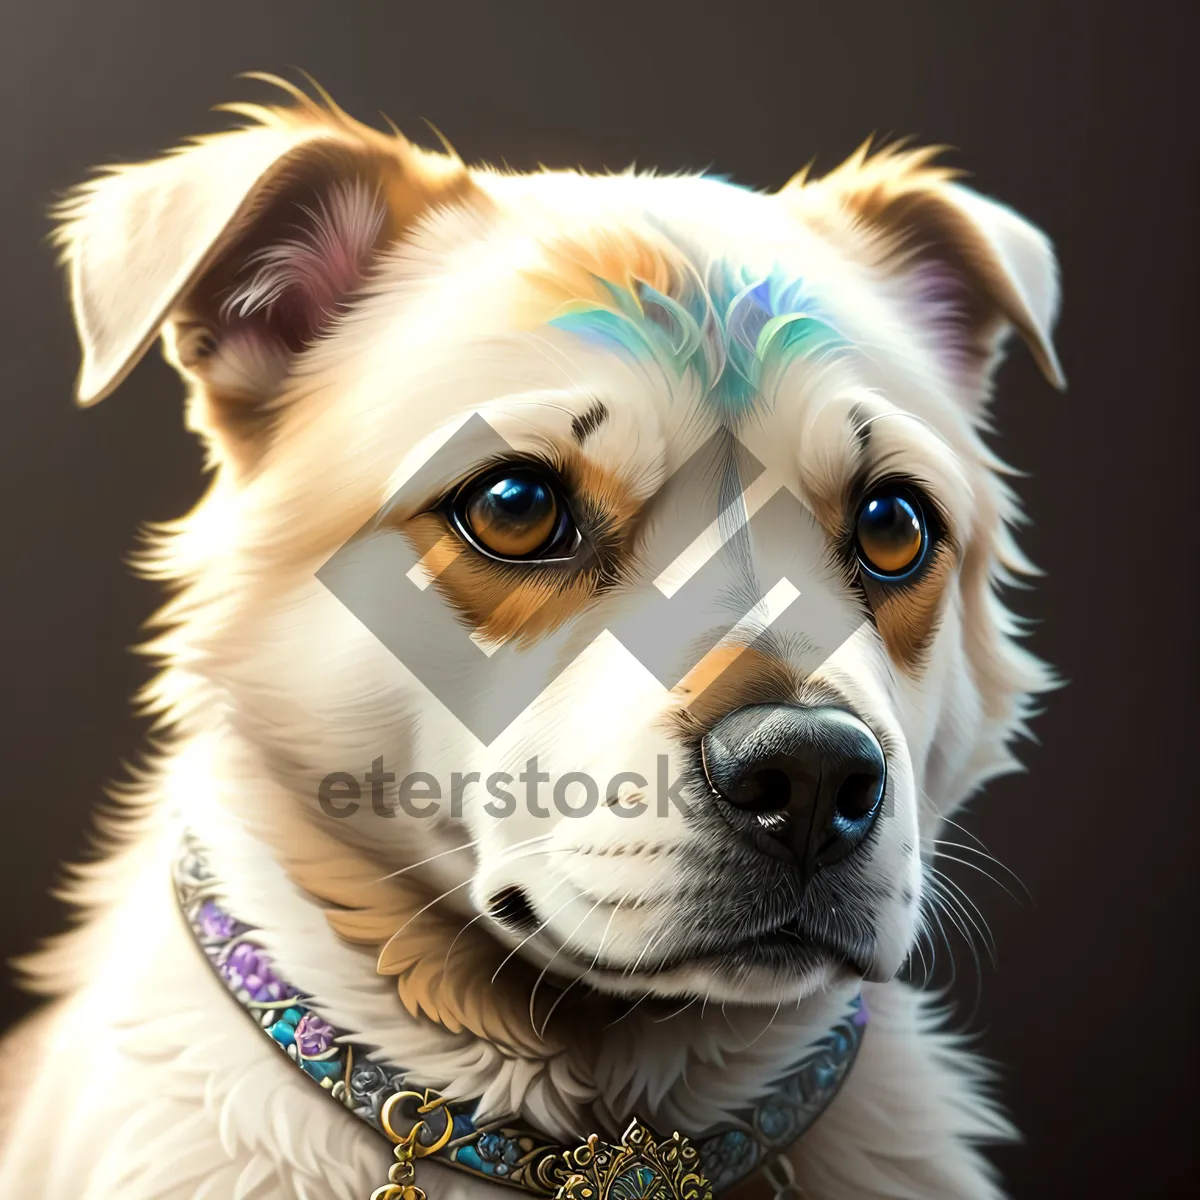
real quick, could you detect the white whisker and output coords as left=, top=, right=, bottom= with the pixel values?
left=372, top=838, right=479, bottom=883
left=539, top=894, right=630, bottom=1038
left=490, top=883, right=575, bottom=985
left=527, top=897, right=607, bottom=1037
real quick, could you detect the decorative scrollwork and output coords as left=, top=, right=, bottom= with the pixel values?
left=548, top=1120, right=713, bottom=1200
left=175, top=833, right=865, bottom=1200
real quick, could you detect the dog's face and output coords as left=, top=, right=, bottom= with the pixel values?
left=59, top=90, right=1060, bottom=1011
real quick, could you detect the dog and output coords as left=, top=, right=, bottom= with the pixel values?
left=0, top=77, right=1062, bottom=1200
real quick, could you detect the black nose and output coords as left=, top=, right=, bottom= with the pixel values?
left=701, top=704, right=886, bottom=879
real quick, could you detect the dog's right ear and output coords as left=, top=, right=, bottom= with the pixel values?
left=54, top=89, right=480, bottom=464
left=780, top=141, right=1064, bottom=403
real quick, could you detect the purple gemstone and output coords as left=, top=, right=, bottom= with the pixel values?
left=197, top=899, right=241, bottom=940
left=295, top=1012, right=337, bottom=1058
left=219, top=941, right=296, bottom=1003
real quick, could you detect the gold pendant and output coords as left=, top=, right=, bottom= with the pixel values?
left=550, top=1119, right=713, bottom=1200
left=369, top=1128, right=428, bottom=1200
left=371, top=1091, right=455, bottom=1200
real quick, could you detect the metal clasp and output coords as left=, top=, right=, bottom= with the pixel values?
left=370, top=1090, right=455, bottom=1200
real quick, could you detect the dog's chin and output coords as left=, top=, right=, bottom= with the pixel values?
left=548, top=920, right=874, bottom=1006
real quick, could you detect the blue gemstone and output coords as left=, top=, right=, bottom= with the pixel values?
left=609, top=1165, right=665, bottom=1200
left=454, top=1145, right=490, bottom=1174
left=267, top=1020, right=296, bottom=1046
left=301, top=1059, right=342, bottom=1081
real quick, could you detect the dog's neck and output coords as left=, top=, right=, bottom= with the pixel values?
left=176, top=721, right=860, bottom=1142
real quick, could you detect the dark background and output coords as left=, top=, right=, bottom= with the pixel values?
left=1, top=2, right=1195, bottom=1195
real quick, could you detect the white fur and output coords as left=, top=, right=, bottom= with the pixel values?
left=0, top=99, right=1060, bottom=1199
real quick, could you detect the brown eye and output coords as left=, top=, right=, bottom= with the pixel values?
left=459, top=469, right=565, bottom=560
left=855, top=490, right=927, bottom=578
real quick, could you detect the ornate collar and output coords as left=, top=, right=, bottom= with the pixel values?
left=174, top=834, right=866, bottom=1200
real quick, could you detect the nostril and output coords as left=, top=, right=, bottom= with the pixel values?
left=487, top=886, right=538, bottom=934
left=835, top=771, right=884, bottom=821
left=703, top=704, right=886, bottom=871
left=735, top=766, right=793, bottom=812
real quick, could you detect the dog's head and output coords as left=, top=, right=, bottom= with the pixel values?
left=57, top=83, right=1060, bottom=1015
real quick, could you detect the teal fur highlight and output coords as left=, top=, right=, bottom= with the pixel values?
left=549, top=261, right=846, bottom=422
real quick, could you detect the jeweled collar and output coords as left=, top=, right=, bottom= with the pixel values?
left=174, top=833, right=866, bottom=1200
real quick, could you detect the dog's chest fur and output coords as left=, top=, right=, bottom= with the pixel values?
left=0, top=739, right=1007, bottom=1200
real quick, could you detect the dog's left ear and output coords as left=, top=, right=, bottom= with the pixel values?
left=53, top=86, right=483, bottom=467
left=782, top=143, right=1065, bottom=394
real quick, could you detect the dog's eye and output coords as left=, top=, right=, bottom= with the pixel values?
left=855, top=488, right=927, bottom=578
left=454, top=467, right=576, bottom=561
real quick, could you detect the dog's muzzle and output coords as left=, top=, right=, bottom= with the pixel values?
left=701, top=704, right=886, bottom=889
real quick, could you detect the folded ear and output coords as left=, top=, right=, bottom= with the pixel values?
left=54, top=86, right=480, bottom=460
left=782, top=142, right=1065, bottom=395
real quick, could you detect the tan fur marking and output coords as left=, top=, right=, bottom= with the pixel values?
left=396, top=450, right=643, bottom=648
left=782, top=140, right=1062, bottom=387
left=866, top=542, right=958, bottom=671
left=241, top=801, right=612, bottom=1057
left=517, top=226, right=682, bottom=325
left=668, top=645, right=802, bottom=740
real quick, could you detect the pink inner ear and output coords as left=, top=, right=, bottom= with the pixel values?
left=904, top=258, right=979, bottom=373
left=222, top=177, right=386, bottom=352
